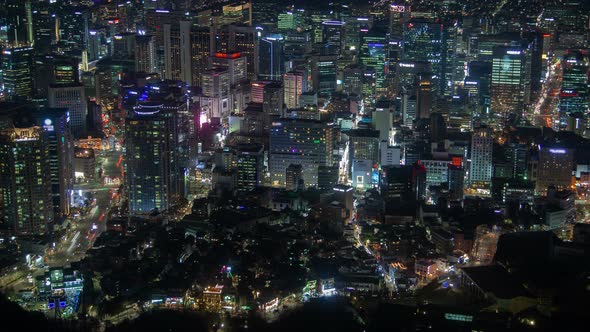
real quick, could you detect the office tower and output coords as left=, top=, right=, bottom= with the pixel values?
left=416, top=73, right=432, bottom=119
left=112, top=33, right=136, bottom=58
left=318, top=165, right=339, bottom=191
left=310, top=54, right=338, bottom=99
left=222, top=1, right=253, bottom=26
left=448, top=164, right=464, bottom=201
left=389, top=3, right=409, bottom=38
left=342, top=65, right=363, bottom=96
left=214, top=25, right=259, bottom=80
left=200, top=68, right=231, bottom=119
left=187, top=25, right=212, bottom=86
left=1, top=0, right=33, bottom=46
left=211, top=52, right=248, bottom=85
left=394, top=60, right=431, bottom=96
left=284, top=31, right=313, bottom=59
left=283, top=71, right=306, bottom=109
left=360, top=29, right=388, bottom=96
left=469, top=127, right=493, bottom=186
left=1, top=47, right=33, bottom=100
left=559, top=50, right=589, bottom=125
left=32, top=55, right=79, bottom=98
left=490, top=46, right=529, bottom=119
left=380, top=165, right=416, bottom=204
left=380, top=143, right=401, bottom=167
left=403, top=19, right=444, bottom=95
left=0, top=125, right=53, bottom=235
left=55, top=5, right=87, bottom=52
left=372, top=109, right=393, bottom=143
left=270, top=119, right=333, bottom=188
left=163, top=23, right=182, bottom=81
left=321, top=20, right=346, bottom=55
left=348, top=129, right=380, bottom=165
left=505, top=143, right=529, bottom=180
left=135, top=35, right=158, bottom=73
left=259, top=35, right=284, bottom=81
left=536, top=147, right=574, bottom=194
left=95, top=67, right=113, bottom=106
left=125, top=104, right=180, bottom=215
left=48, top=84, right=87, bottom=138
left=31, top=1, right=55, bottom=53
left=31, top=108, right=74, bottom=220
left=285, top=164, right=303, bottom=191
left=263, top=82, right=283, bottom=117
left=236, top=144, right=264, bottom=192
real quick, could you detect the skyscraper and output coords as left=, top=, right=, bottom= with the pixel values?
left=135, top=34, right=158, bottom=74
left=536, top=146, right=574, bottom=194
left=1, top=47, right=33, bottom=100
left=559, top=50, right=589, bottom=125
left=125, top=104, right=180, bottom=215
left=236, top=144, right=264, bottom=192
left=469, top=127, right=493, bottom=186
left=0, top=125, right=53, bottom=235
left=259, top=35, right=284, bottom=81
left=270, top=119, right=333, bottom=188
left=48, top=84, right=87, bottom=138
left=283, top=71, right=306, bottom=109
left=490, top=46, right=530, bottom=120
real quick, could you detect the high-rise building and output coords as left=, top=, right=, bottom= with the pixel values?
left=505, top=143, right=529, bottom=180
left=200, top=68, right=231, bottom=119
left=321, top=20, right=346, bottom=55
left=536, top=146, right=574, bottom=194
left=31, top=108, right=74, bottom=220
left=1, top=47, right=33, bottom=100
left=125, top=104, right=181, bottom=215
left=360, top=29, right=388, bottom=96
left=48, top=84, right=87, bottom=138
left=211, top=52, right=248, bottom=85
left=348, top=129, right=380, bottom=165
left=270, top=119, right=333, bottom=188
left=403, top=19, right=444, bottom=95
left=318, top=165, right=339, bottom=191
left=135, top=34, right=158, bottom=74
left=490, top=46, right=530, bottom=120
left=0, top=125, right=53, bottom=235
left=310, top=54, right=338, bottom=99
left=469, top=127, right=493, bottom=186
left=285, top=164, right=303, bottom=191
left=213, top=25, right=259, bottom=80
left=236, top=144, right=264, bottom=192
left=263, top=82, right=284, bottom=117
left=259, top=35, right=284, bottom=81
left=283, top=71, right=306, bottom=109
left=559, top=50, right=589, bottom=125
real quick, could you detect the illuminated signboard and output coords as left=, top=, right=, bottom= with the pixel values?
left=549, top=149, right=566, bottom=154
left=506, top=50, right=521, bottom=55
left=391, top=5, right=405, bottom=12
left=214, top=52, right=242, bottom=59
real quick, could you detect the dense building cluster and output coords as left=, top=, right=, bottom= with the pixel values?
left=0, top=0, right=589, bottom=331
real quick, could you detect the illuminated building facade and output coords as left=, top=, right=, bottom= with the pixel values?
left=270, top=119, right=333, bottom=188
left=0, top=126, right=53, bottom=235
left=283, top=71, right=306, bottom=109
left=536, top=146, right=574, bottom=194
left=48, top=84, right=87, bottom=138
left=259, top=35, right=284, bottom=81
left=490, top=46, right=530, bottom=120
left=1, top=47, right=33, bottom=100
left=469, top=127, right=493, bottom=186
left=125, top=104, right=180, bottom=215
left=559, top=50, right=589, bottom=125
